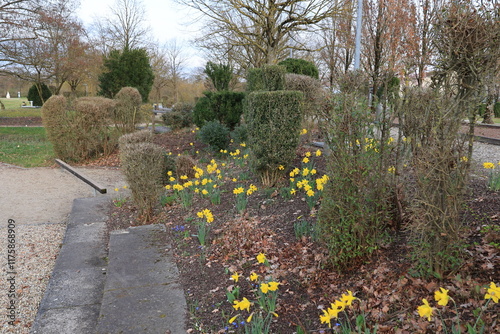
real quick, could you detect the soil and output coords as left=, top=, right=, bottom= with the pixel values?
left=105, top=128, right=500, bottom=334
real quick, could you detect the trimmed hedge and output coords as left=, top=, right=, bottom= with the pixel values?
left=42, top=95, right=117, bottom=162
left=120, top=141, right=166, bottom=222
left=278, top=58, right=319, bottom=79
left=245, top=90, right=303, bottom=184
left=246, top=65, right=286, bottom=92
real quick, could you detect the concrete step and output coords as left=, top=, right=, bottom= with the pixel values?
left=95, top=224, right=186, bottom=334
left=31, top=197, right=109, bottom=334
left=31, top=196, right=187, bottom=334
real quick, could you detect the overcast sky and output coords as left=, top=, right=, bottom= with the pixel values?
left=76, top=0, right=205, bottom=70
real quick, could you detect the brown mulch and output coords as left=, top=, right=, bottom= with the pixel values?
left=104, top=127, right=500, bottom=334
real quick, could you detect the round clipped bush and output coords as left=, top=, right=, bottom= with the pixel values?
left=285, top=73, right=324, bottom=117
left=162, top=111, right=193, bottom=130
left=114, top=87, right=143, bottom=134
left=278, top=58, right=319, bottom=79
left=28, top=83, right=52, bottom=106
left=197, top=120, right=230, bottom=152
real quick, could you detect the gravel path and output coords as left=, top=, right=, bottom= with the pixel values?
left=0, top=165, right=124, bottom=333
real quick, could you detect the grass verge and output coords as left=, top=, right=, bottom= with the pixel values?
left=0, top=127, right=54, bottom=167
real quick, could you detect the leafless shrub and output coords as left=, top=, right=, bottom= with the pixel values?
left=120, top=142, right=166, bottom=222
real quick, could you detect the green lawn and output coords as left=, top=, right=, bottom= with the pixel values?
left=0, top=98, right=42, bottom=117
left=0, top=127, right=54, bottom=167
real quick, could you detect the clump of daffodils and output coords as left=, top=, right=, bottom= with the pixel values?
left=233, top=184, right=258, bottom=214
left=417, top=282, right=499, bottom=331
left=319, top=290, right=357, bottom=328
left=226, top=252, right=280, bottom=333
left=483, top=161, right=500, bottom=191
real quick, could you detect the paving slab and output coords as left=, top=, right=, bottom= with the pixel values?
left=96, top=224, right=187, bottom=334
left=31, top=196, right=109, bottom=334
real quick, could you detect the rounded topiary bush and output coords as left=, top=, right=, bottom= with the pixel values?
left=113, top=87, right=143, bottom=134
left=285, top=73, right=324, bottom=117
left=197, top=120, right=230, bottom=152
left=28, top=83, right=52, bottom=106
left=278, top=58, right=319, bottom=79
left=162, top=111, right=193, bottom=130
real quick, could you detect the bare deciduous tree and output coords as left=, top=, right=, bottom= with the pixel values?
left=97, top=0, right=151, bottom=51
left=182, top=0, right=343, bottom=66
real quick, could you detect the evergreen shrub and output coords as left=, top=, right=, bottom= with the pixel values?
left=246, top=65, right=286, bottom=92
left=28, top=83, right=52, bottom=106
left=278, top=58, right=319, bottom=79
left=230, top=123, right=248, bottom=145
left=193, top=91, right=245, bottom=129
left=197, top=120, right=230, bottom=152
left=205, top=62, right=233, bottom=91
left=162, top=111, right=193, bottom=130
left=245, top=90, right=303, bottom=186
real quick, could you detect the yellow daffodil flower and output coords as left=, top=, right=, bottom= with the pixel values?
left=485, top=282, right=499, bottom=303
left=233, top=187, right=244, bottom=195
left=260, top=283, right=269, bottom=294
left=231, top=272, right=240, bottom=283
left=268, top=281, right=280, bottom=291
left=228, top=314, right=239, bottom=324
left=417, top=299, right=433, bottom=321
left=233, top=297, right=250, bottom=312
left=434, top=287, right=450, bottom=306
left=249, top=272, right=259, bottom=281
left=340, top=290, right=356, bottom=307
left=256, top=252, right=266, bottom=264
left=483, top=162, right=495, bottom=169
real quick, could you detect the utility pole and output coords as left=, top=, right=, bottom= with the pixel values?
left=353, top=0, right=363, bottom=70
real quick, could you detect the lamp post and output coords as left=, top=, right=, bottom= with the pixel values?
left=353, top=0, right=363, bottom=70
